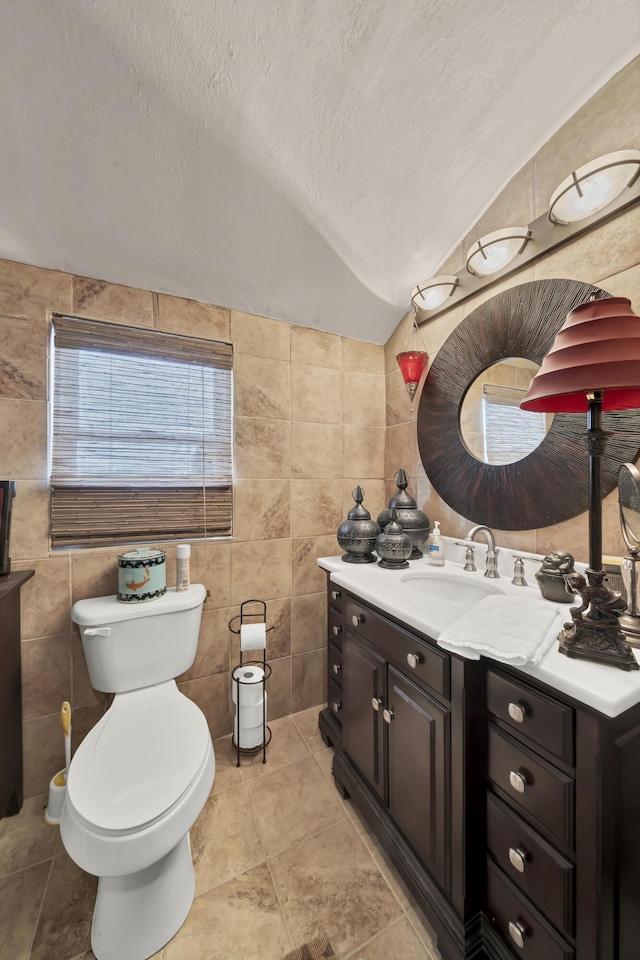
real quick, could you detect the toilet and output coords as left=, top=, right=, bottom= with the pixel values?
left=61, top=583, right=215, bottom=960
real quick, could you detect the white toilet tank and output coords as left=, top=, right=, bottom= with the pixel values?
left=71, top=584, right=207, bottom=693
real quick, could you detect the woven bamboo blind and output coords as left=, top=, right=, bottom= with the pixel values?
left=50, top=315, right=233, bottom=548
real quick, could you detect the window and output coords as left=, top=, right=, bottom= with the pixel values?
left=50, top=315, right=233, bottom=548
left=482, top=383, right=547, bottom=465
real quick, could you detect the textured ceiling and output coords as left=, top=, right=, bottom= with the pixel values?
left=1, top=1, right=639, bottom=342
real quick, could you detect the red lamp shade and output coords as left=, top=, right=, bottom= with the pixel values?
left=396, top=350, right=429, bottom=403
left=521, top=297, right=640, bottom=413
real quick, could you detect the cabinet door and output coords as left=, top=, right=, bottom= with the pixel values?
left=387, top=665, right=450, bottom=890
left=343, top=632, right=385, bottom=801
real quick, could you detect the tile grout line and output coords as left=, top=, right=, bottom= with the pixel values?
left=26, top=852, right=57, bottom=960
left=340, top=914, right=414, bottom=960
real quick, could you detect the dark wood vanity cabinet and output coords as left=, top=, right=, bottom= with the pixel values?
left=319, top=576, right=640, bottom=960
left=320, top=580, right=485, bottom=960
left=0, top=569, right=35, bottom=819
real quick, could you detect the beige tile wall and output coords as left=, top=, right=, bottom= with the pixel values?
left=385, top=55, right=640, bottom=562
left=0, top=265, right=385, bottom=799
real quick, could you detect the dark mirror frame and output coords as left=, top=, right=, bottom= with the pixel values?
left=417, top=278, right=640, bottom=531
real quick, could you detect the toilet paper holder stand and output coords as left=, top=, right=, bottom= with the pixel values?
left=229, top=599, right=274, bottom=767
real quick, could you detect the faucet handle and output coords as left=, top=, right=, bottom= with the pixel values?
left=454, top=542, right=477, bottom=572
left=511, top=555, right=538, bottom=586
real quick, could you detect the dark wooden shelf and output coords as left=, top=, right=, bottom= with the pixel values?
left=0, top=568, right=35, bottom=818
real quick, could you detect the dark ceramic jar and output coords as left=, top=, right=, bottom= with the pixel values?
left=377, top=468, right=430, bottom=559
left=336, top=486, right=381, bottom=563
left=535, top=550, right=576, bottom=603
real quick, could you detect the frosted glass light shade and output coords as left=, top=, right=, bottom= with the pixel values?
left=465, top=227, right=530, bottom=277
left=411, top=276, right=458, bottom=312
left=549, top=150, right=640, bottom=225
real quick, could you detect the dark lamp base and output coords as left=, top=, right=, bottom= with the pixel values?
left=341, top=553, right=376, bottom=564
left=378, top=558, right=410, bottom=569
left=559, top=618, right=639, bottom=671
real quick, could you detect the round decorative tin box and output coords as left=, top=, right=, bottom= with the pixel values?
left=117, top=547, right=167, bottom=603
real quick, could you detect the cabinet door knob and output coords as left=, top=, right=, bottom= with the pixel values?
left=382, top=708, right=394, bottom=724
left=508, top=701, right=526, bottom=723
left=332, top=701, right=342, bottom=713
left=331, top=625, right=342, bottom=637
left=509, top=770, right=527, bottom=794
left=406, top=652, right=421, bottom=669
left=508, top=921, right=526, bottom=949
left=332, top=663, right=341, bottom=675
left=508, top=847, right=527, bottom=873
left=371, top=697, right=382, bottom=712
left=331, top=590, right=342, bottom=601
left=351, top=614, right=363, bottom=627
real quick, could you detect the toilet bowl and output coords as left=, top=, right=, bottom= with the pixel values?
left=61, top=584, right=215, bottom=960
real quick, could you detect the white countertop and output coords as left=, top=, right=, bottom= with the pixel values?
left=318, top=545, right=640, bottom=719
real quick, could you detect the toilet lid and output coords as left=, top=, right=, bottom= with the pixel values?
left=67, top=682, right=211, bottom=833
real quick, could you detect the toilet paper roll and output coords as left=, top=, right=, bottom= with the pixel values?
left=232, top=665, right=265, bottom=706
left=240, top=622, right=267, bottom=652
left=234, top=715, right=265, bottom=749
left=234, top=693, right=267, bottom=729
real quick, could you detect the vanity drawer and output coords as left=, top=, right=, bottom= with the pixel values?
left=486, top=859, right=574, bottom=960
left=486, top=725, right=574, bottom=848
left=328, top=584, right=345, bottom=614
left=487, top=793, right=574, bottom=937
left=328, top=641, right=343, bottom=687
left=328, top=678, right=343, bottom=719
left=328, top=607, right=344, bottom=647
left=345, top=598, right=449, bottom=700
left=487, top=671, right=574, bottom=765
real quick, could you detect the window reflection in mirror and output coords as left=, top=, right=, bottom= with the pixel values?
left=459, top=358, right=554, bottom=465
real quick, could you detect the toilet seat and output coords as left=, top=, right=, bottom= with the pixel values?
left=67, top=681, right=211, bottom=833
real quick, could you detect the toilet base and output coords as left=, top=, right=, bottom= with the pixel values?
left=91, top=832, right=195, bottom=960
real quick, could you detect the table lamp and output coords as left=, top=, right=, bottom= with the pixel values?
left=520, top=295, right=640, bottom=670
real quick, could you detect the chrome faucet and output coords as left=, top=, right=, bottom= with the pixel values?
left=464, top=525, right=500, bottom=578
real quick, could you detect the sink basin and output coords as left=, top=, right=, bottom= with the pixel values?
left=399, top=571, right=505, bottom=607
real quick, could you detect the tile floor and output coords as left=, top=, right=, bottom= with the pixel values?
left=0, top=707, right=442, bottom=960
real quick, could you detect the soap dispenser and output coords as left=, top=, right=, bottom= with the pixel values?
left=427, top=521, right=445, bottom=566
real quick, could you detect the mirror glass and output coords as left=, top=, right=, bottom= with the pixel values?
left=619, top=463, right=640, bottom=550
left=459, top=358, right=553, bottom=465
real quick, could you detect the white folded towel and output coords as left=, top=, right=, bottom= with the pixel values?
left=436, top=595, right=564, bottom=666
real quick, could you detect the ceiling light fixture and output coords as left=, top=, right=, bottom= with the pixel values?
left=465, top=227, right=531, bottom=277
left=549, top=150, right=640, bottom=225
left=411, top=276, right=459, bottom=313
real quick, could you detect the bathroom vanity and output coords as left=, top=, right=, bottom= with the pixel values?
left=0, top=569, right=35, bottom=818
left=318, top=555, right=640, bottom=960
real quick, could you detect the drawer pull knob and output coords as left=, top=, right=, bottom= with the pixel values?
left=332, top=663, right=341, bottom=675
left=332, top=701, right=342, bottom=713
left=372, top=697, right=382, bottom=712
left=351, top=614, right=363, bottom=627
left=406, top=652, right=422, bottom=669
left=509, top=770, right=527, bottom=793
left=508, top=847, right=527, bottom=873
left=331, top=625, right=342, bottom=637
left=508, top=701, right=526, bottom=723
left=331, top=590, right=342, bottom=601
left=508, top=921, right=526, bottom=949
left=382, top=708, right=394, bottom=724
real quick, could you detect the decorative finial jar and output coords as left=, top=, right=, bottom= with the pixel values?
left=375, top=508, right=412, bottom=569
left=377, top=469, right=430, bottom=559
left=336, top=486, right=381, bottom=563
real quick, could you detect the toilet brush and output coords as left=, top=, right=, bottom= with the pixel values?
left=44, top=701, right=71, bottom=825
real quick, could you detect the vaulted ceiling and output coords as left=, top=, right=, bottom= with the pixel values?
left=1, top=1, right=639, bottom=342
